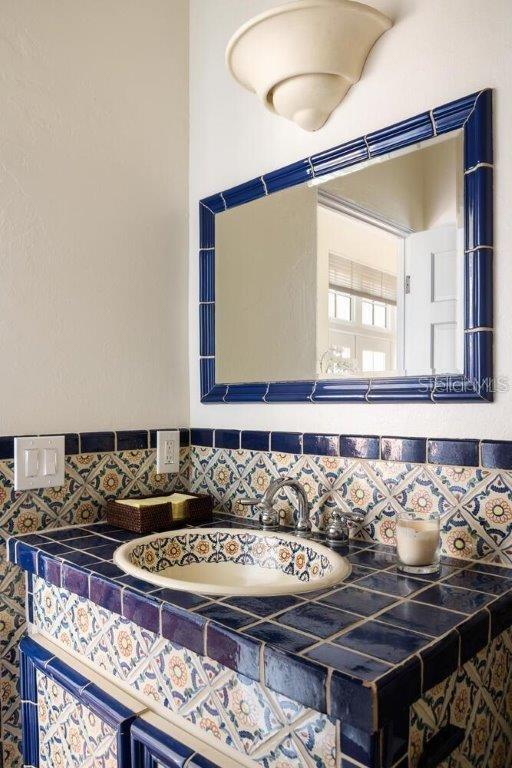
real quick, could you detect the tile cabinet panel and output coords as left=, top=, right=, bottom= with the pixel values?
left=20, top=636, right=137, bottom=768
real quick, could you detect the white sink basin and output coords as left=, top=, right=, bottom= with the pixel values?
left=114, top=527, right=350, bottom=597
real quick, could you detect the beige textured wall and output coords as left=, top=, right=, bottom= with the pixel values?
left=0, top=0, right=189, bottom=434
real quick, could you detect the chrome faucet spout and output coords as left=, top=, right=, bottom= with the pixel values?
left=265, top=477, right=311, bottom=536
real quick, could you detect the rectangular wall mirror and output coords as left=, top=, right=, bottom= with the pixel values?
left=199, top=90, right=493, bottom=404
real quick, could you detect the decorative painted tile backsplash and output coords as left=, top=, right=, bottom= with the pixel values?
left=37, top=670, right=118, bottom=767
left=0, top=446, right=187, bottom=767
left=32, top=576, right=336, bottom=768
left=188, top=445, right=512, bottom=566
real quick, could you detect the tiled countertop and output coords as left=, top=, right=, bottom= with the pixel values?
left=9, top=515, right=512, bottom=732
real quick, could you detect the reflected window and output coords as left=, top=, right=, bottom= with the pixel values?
left=362, top=299, right=387, bottom=328
left=362, top=350, right=386, bottom=372
left=328, top=289, right=352, bottom=321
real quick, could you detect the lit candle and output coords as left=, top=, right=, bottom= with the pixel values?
left=396, top=515, right=440, bottom=573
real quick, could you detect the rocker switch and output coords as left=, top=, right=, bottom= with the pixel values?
left=25, top=449, right=39, bottom=478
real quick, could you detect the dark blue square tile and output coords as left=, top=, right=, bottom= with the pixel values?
left=90, top=575, right=122, bottom=614
left=63, top=433, right=80, bottom=455
left=376, top=656, right=422, bottom=726
left=0, top=436, right=15, bottom=459
left=15, top=542, right=37, bottom=573
left=380, top=437, right=427, bottom=464
left=62, top=564, right=89, bottom=598
left=37, top=553, right=61, bottom=586
left=270, top=432, right=302, bottom=454
left=488, top=592, right=512, bottom=640
left=306, top=643, right=390, bottom=678
left=161, top=604, right=205, bottom=656
left=179, top=428, right=190, bottom=447
left=243, top=622, right=313, bottom=653
left=86, top=542, right=118, bottom=559
left=80, top=431, right=115, bottom=453
left=445, top=569, right=512, bottom=595
left=481, top=440, right=512, bottom=470
left=241, top=431, right=270, bottom=452
left=115, top=575, right=159, bottom=593
left=275, top=602, right=359, bottom=638
left=38, top=541, right=73, bottom=556
left=330, top=670, right=373, bottom=730
left=89, top=561, right=125, bottom=579
left=356, top=571, right=426, bottom=597
left=78, top=534, right=114, bottom=550
left=412, top=583, right=494, bottom=613
left=152, top=588, right=206, bottom=609
left=195, top=603, right=253, bottom=630
left=303, top=433, right=339, bottom=456
left=61, top=550, right=102, bottom=567
left=340, top=436, right=380, bottom=460
left=214, top=430, right=240, bottom=450
left=320, top=586, right=396, bottom=616
left=116, top=430, right=148, bottom=451
left=45, top=528, right=87, bottom=542
left=340, top=722, right=381, bottom=767
left=420, top=631, right=459, bottom=692
left=379, top=602, right=463, bottom=637
left=122, top=588, right=160, bottom=633
left=346, top=550, right=396, bottom=569
left=458, top=610, right=490, bottom=664
left=265, top=648, right=326, bottom=712
left=427, top=438, right=479, bottom=467
left=190, top=428, right=214, bottom=447
left=334, top=619, right=430, bottom=664
left=343, top=565, right=377, bottom=583
left=207, top=623, right=260, bottom=680
left=467, top=562, right=512, bottom=579
left=225, top=594, right=301, bottom=617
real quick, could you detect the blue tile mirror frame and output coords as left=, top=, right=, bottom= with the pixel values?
left=199, top=90, right=493, bottom=404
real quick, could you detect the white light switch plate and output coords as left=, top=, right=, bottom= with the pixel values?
left=14, top=436, right=65, bottom=491
left=156, top=430, right=179, bottom=474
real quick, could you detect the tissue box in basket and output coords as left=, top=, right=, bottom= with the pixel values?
left=106, top=492, right=213, bottom=534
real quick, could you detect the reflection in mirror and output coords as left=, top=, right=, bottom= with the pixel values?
left=215, top=131, right=463, bottom=384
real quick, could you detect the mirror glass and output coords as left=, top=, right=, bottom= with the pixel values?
left=215, top=131, right=463, bottom=384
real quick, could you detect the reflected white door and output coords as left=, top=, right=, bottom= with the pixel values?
left=404, top=225, right=463, bottom=375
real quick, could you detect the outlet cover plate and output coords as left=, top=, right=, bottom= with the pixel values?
left=156, top=430, right=179, bottom=474
left=14, top=435, right=65, bottom=491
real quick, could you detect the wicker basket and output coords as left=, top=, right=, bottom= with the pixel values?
left=106, top=493, right=213, bottom=534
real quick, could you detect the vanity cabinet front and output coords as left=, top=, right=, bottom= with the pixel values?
left=20, top=635, right=139, bottom=767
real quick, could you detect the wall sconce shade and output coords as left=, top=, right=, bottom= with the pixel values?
left=226, top=0, right=393, bottom=131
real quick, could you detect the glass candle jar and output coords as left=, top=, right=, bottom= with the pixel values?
left=396, top=511, right=440, bottom=575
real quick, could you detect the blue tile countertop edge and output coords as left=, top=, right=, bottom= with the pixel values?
left=9, top=516, right=512, bottom=732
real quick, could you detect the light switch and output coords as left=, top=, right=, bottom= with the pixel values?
left=15, top=436, right=65, bottom=491
left=25, top=449, right=39, bottom=477
left=44, top=448, right=57, bottom=476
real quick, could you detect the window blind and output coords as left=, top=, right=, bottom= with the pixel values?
left=329, top=253, right=397, bottom=305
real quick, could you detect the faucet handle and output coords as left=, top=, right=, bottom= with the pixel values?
left=239, top=497, right=263, bottom=507
left=239, top=497, right=279, bottom=529
left=325, top=509, right=348, bottom=544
